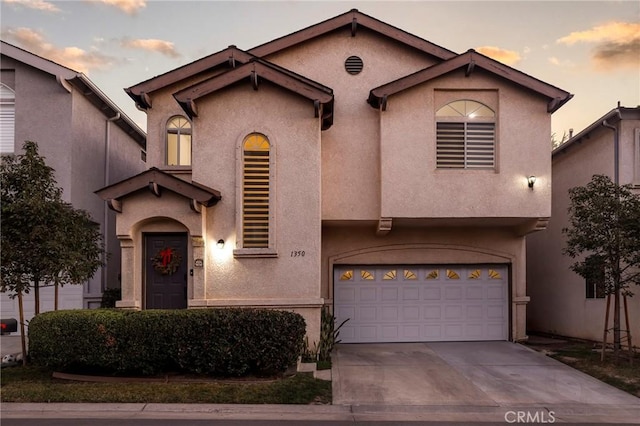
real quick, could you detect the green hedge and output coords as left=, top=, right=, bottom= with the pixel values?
left=28, top=308, right=306, bottom=377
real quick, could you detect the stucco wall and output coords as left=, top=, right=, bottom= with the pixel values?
left=379, top=71, right=551, bottom=220
left=192, top=82, right=321, bottom=301
left=263, top=28, right=440, bottom=221
left=527, top=119, right=640, bottom=343
left=1, top=56, right=74, bottom=198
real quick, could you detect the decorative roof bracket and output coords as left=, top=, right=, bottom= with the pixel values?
left=314, top=100, right=320, bottom=118
left=380, top=95, right=388, bottom=111
left=107, top=199, right=122, bottom=213
left=149, top=181, right=161, bottom=197
left=190, top=199, right=202, bottom=213
left=251, top=70, right=259, bottom=90
left=351, top=17, right=358, bottom=36
left=465, top=60, right=475, bottom=77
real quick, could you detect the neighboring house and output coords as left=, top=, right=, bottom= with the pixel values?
left=527, top=105, right=640, bottom=344
left=0, top=41, right=147, bottom=328
left=96, top=9, right=571, bottom=343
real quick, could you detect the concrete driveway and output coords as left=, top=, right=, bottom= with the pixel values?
left=332, top=342, right=640, bottom=422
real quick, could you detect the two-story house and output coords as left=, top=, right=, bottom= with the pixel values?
left=1, top=41, right=147, bottom=327
left=527, top=105, right=640, bottom=344
left=97, top=9, right=571, bottom=343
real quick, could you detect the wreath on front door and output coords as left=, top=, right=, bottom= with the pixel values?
left=151, top=247, right=182, bottom=275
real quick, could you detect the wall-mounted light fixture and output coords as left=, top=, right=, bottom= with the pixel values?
left=216, top=239, right=225, bottom=249
left=527, top=176, right=536, bottom=189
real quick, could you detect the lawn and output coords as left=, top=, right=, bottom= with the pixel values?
left=527, top=337, right=640, bottom=398
left=0, top=365, right=332, bottom=404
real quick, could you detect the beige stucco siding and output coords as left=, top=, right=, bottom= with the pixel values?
left=380, top=70, right=551, bottom=220
left=527, top=119, right=640, bottom=343
left=263, top=28, right=440, bottom=221
left=190, top=82, right=322, bottom=302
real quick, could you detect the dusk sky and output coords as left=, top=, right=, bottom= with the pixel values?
left=1, top=0, right=638, bottom=140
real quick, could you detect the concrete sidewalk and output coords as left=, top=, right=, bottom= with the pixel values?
left=2, top=402, right=640, bottom=423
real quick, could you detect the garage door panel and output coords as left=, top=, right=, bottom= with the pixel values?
left=403, top=306, right=420, bottom=321
left=335, top=265, right=508, bottom=343
left=381, top=287, right=399, bottom=301
left=445, top=286, right=463, bottom=300
left=403, top=287, right=420, bottom=300
left=423, top=287, right=442, bottom=300
left=381, top=306, right=399, bottom=321
left=467, top=305, right=483, bottom=319
left=360, top=306, right=377, bottom=322
left=466, top=286, right=484, bottom=299
left=444, top=305, right=463, bottom=319
left=360, top=287, right=377, bottom=301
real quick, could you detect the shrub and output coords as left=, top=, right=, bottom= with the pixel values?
left=100, top=288, right=121, bottom=308
left=28, top=308, right=305, bottom=377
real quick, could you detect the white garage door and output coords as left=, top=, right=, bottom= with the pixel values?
left=334, top=265, right=508, bottom=343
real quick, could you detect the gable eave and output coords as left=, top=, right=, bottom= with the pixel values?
left=248, top=9, right=457, bottom=61
left=553, top=106, right=640, bottom=157
left=173, top=60, right=334, bottom=127
left=368, top=49, right=572, bottom=113
left=125, top=46, right=254, bottom=109
left=95, top=167, right=221, bottom=210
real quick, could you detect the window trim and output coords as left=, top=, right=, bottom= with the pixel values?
left=165, top=115, right=192, bottom=167
left=234, top=132, right=277, bottom=258
left=435, top=99, right=496, bottom=170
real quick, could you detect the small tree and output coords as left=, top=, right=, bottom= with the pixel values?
left=562, top=174, right=640, bottom=358
left=1, top=141, right=105, bottom=363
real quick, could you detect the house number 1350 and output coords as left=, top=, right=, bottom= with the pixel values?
left=290, top=251, right=305, bottom=257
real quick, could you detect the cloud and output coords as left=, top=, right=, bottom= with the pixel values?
left=1, top=27, right=116, bottom=74
left=3, top=0, right=60, bottom=12
left=121, top=38, right=181, bottom=58
left=86, top=0, right=146, bottom=15
left=475, top=46, right=522, bottom=66
left=557, top=21, right=640, bottom=70
left=548, top=56, right=575, bottom=68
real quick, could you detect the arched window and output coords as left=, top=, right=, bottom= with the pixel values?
left=166, top=116, right=191, bottom=166
left=242, top=133, right=271, bottom=249
left=436, top=100, right=495, bottom=169
left=1, top=83, right=15, bottom=154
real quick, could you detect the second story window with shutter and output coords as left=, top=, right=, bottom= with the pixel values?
left=242, top=133, right=271, bottom=249
left=436, top=100, right=495, bottom=169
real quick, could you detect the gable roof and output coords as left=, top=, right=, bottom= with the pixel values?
left=173, top=59, right=335, bottom=130
left=248, top=9, right=457, bottom=60
left=368, top=49, right=573, bottom=113
left=123, top=9, right=456, bottom=106
left=125, top=45, right=254, bottom=109
left=553, top=106, right=640, bottom=156
left=1, top=40, right=147, bottom=148
left=95, top=167, right=221, bottom=213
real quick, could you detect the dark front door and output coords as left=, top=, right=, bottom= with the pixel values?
left=145, top=233, right=188, bottom=309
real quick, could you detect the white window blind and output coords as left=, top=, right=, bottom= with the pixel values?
left=436, top=122, right=495, bottom=169
left=0, top=84, right=15, bottom=154
left=242, top=134, right=270, bottom=248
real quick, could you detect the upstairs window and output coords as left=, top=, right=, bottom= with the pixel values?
left=436, top=100, right=495, bottom=169
left=0, top=83, right=15, bottom=154
left=166, top=116, right=191, bottom=166
left=242, top=133, right=271, bottom=249
left=585, top=255, right=606, bottom=299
